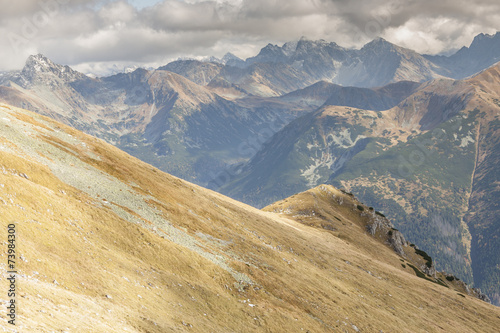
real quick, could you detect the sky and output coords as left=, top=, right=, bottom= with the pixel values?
left=1, top=0, right=499, bottom=75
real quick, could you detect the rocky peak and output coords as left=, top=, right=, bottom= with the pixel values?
left=452, top=32, right=500, bottom=57
left=467, top=31, right=500, bottom=58
left=24, top=54, right=56, bottom=72
left=259, top=43, right=284, bottom=56
left=246, top=43, right=287, bottom=65
left=361, top=37, right=397, bottom=52
left=470, top=31, right=500, bottom=47
left=282, top=40, right=298, bottom=56
left=19, top=54, right=86, bottom=87
left=221, top=52, right=245, bottom=67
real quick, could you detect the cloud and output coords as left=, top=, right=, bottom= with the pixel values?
left=0, top=0, right=498, bottom=72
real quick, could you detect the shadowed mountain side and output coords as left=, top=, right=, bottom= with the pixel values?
left=278, top=80, right=421, bottom=110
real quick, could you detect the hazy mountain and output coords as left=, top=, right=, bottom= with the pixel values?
left=204, top=52, right=246, bottom=67
left=165, top=33, right=500, bottom=97
left=0, top=54, right=315, bottom=185
left=159, top=60, right=224, bottom=86
left=278, top=80, right=421, bottom=110
left=336, top=38, right=448, bottom=87
left=425, top=32, right=500, bottom=79
left=1, top=103, right=498, bottom=331
left=218, top=64, right=500, bottom=305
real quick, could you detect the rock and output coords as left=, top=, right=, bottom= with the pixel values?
left=421, top=263, right=437, bottom=278
left=476, top=290, right=491, bottom=303
left=388, top=230, right=407, bottom=257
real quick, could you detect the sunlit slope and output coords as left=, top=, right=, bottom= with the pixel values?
left=0, top=103, right=499, bottom=332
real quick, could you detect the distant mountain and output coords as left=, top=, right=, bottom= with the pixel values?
left=205, top=52, right=246, bottom=67
left=425, top=32, right=500, bottom=79
left=336, top=38, right=447, bottom=87
left=0, top=54, right=315, bottom=185
left=159, top=60, right=224, bottom=86
left=1, top=102, right=498, bottom=330
left=165, top=33, right=500, bottom=96
left=278, top=80, right=421, bottom=110
left=218, top=64, right=500, bottom=305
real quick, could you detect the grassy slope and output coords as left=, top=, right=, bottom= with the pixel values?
left=0, top=103, right=499, bottom=332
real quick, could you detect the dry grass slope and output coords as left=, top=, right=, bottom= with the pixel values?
left=0, top=103, right=499, bottom=332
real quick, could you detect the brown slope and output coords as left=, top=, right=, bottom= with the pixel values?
left=461, top=64, right=500, bottom=305
left=0, top=103, right=499, bottom=332
left=387, top=78, right=473, bottom=131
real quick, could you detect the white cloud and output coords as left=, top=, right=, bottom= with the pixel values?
left=0, top=0, right=498, bottom=72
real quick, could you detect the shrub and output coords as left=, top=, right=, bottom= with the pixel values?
left=407, top=263, right=427, bottom=279
left=436, top=279, right=449, bottom=288
left=415, top=248, right=433, bottom=268
left=446, top=276, right=455, bottom=282
left=357, top=205, right=364, bottom=211
left=340, top=189, right=354, bottom=196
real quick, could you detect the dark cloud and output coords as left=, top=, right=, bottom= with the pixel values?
left=0, top=0, right=498, bottom=73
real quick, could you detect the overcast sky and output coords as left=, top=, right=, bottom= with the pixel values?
left=1, top=0, right=499, bottom=75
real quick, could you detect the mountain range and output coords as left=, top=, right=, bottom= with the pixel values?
left=219, top=62, right=500, bottom=306
left=0, top=102, right=499, bottom=331
left=0, top=32, right=499, bottom=306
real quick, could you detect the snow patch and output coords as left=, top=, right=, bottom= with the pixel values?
left=459, top=135, right=475, bottom=147
left=300, top=152, right=334, bottom=187
left=327, top=128, right=366, bottom=149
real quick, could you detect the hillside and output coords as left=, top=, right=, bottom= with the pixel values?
left=1, top=103, right=499, bottom=331
left=219, top=64, right=500, bottom=305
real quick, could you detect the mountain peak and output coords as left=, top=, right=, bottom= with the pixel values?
left=363, top=37, right=392, bottom=47
left=221, top=52, right=244, bottom=66
left=470, top=31, right=500, bottom=48
left=24, top=54, right=57, bottom=72
left=19, top=54, right=86, bottom=87
left=247, top=43, right=286, bottom=63
left=360, top=37, right=405, bottom=56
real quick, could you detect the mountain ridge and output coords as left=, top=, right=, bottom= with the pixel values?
left=165, top=32, right=500, bottom=94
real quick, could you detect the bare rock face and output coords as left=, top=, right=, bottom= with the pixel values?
left=18, top=54, right=87, bottom=88
left=421, top=261, right=437, bottom=278
left=452, top=277, right=492, bottom=303
left=388, top=229, right=408, bottom=258
left=363, top=206, right=409, bottom=258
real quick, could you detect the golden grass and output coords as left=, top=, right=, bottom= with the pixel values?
left=0, top=104, right=499, bottom=332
